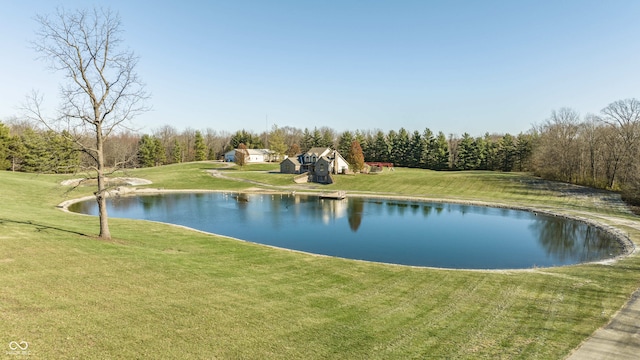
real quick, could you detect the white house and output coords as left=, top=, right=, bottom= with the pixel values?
left=224, top=148, right=276, bottom=163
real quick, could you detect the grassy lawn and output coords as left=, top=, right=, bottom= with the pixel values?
left=1, top=162, right=639, bottom=359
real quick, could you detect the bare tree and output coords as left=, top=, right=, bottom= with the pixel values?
left=600, top=99, right=640, bottom=188
left=179, top=128, right=197, bottom=162
left=579, top=114, right=604, bottom=187
left=153, top=125, right=179, bottom=163
left=27, top=8, right=148, bottom=239
left=104, top=130, right=139, bottom=168
left=533, top=108, right=581, bottom=182
left=235, top=143, right=248, bottom=167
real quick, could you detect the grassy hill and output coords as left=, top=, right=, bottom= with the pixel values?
left=1, top=162, right=639, bottom=359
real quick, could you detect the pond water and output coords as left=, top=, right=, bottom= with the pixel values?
left=68, top=193, right=622, bottom=269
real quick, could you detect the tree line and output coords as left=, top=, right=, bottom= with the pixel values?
left=1, top=97, right=639, bottom=204
left=532, top=99, right=640, bottom=205
left=0, top=120, right=530, bottom=172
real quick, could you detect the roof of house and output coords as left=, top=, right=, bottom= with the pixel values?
left=281, top=157, right=301, bottom=166
left=225, top=148, right=272, bottom=156
left=304, top=147, right=331, bottom=157
left=246, top=149, right=271, bottom=155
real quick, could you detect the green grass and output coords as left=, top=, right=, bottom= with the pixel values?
left=1, top=163, right=640, bottom=359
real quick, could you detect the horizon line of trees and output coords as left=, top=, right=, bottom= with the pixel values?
left=0, top=119, right=533, bottom=172
left=1, top=97, right=639, bottom=203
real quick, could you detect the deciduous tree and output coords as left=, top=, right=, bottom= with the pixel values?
left=28, top=7, right=148, bottom=239
left=533, top=108, right=581, bottom=182
left=235, top=143, right=248, bottom=167
left=287, top=143, right=301, bottom=157
left=600, top=99, right=640, bottom=188
left=268, top=125, right=287, bottom=161
left=347, top=140, right=365, bottom=173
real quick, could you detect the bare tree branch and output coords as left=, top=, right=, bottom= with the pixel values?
left=28, top=7, right=149, bottom=239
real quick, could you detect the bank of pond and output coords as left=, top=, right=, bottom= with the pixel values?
left=69, top=192, right=624, bottom=269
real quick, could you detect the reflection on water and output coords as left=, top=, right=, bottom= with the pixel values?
left=530, top=217, right=617, bottom=262
left=348, top=198, right=364, bottom=232
left=68, top=193, right=622, bottom=269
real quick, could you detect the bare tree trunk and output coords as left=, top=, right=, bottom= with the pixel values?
left=96, top=123, right=111, bottom=239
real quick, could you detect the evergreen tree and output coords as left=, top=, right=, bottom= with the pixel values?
left=497, top=133, right=517, bottom=171
left=474, top=135, right=488, bottom=170
left=432, top=132, right=450, bottom=170
left=138, top=134, right=158, bottom=167
left=456, top=133, right=479, bottom=170
left=300, top=128, right=313, bottom=153
left=154, top=137, right=166, bottom=166
left=230, top=130, right=262, bottom=149
left=55, top=130, right=80, bottom=172
left=20, top=129, right=47, bottom=172
left=515, top=132, right=535, bottom=171
left=421, top=128, right=435, bottom=169
left=408, top=130, right=424, bottom=168
left=19, top=129, right=79, bottom=173
left=481, top=133, right=498, bottom=170
left=337, top=131, right=354, bottom=156
left=194, top=130, right=207, bottom=161
left=171, top=139, right=182, bottom=164
left=386, top=130, right=397, bottom=164
left=320, top=127, right=335, bottom=148
left=370, top=130, right=389, bottom=162
left=389, top=128, right=410, bottom=167
left=0, top=122, right=11, bottom=170
left=312, top=127, right=323, bottom=148
left=7, top=135, right=25, bottom=172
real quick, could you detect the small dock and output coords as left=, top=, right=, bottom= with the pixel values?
left=319, top=191, right=346, bottom=200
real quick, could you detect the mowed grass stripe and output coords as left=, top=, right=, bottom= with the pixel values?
left=1, top=163, right=639, bottom=359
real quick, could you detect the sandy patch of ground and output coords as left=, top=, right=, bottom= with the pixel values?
left=61, top=177, right=153, bottom=187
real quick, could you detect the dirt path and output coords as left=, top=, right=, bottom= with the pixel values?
left=565, top=213, right=640, bottom=359
left=566, top=288, right=640, bottom=359
left=206, top=167, right=322, bottom=191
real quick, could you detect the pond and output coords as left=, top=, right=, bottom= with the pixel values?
left=68, top=192, right=623, bottom=269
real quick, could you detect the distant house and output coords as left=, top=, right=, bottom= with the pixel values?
left=280, top=157, right=301, bottom=174
left=280, top=147, right=350, bottom=184
left=224, top=148, right=277, bottom=163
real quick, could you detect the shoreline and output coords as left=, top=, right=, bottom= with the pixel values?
left=57, top=181, right=637, bottom=270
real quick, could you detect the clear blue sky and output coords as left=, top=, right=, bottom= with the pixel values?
left=2, top=0, right=639, bottom=136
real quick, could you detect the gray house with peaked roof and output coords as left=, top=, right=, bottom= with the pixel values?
left=280, top=157, right=301, bottom=174
left=280, top=147, right=349, bottom=184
